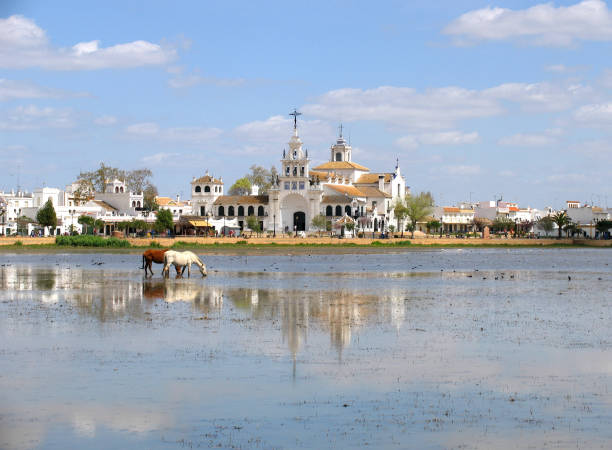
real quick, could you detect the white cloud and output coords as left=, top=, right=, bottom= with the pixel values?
left=0, top=78, right=87, bottom=101
left=125, top=122, right=222, bottom=144
left=0, top=15, right=176, bottom=70
left=498, top=133, right=555, bottom=147
left=444, top=0, right=612, bottom=46
left=302, top=82, right=588, bottom=132
left=93, top=115, right=117, bottom=126
left=234, top=115, right=334, bottom=144
left=395, top=131, right=479, bottom=149
left=484, top=82, right=592, bottom=112
left=302, top=86, right=502, bottom=130
left=141, top=152, right=180, bottom=165
left=442, top=165, right=481, bottom=176
left=419, top=131, right=479, bottom=145
left=0, top=104, right=75, bottom=130
left=574, top=102, right=612, bottom=124
left=168, top=69, right=245, bottom=89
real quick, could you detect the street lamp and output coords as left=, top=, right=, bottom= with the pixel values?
left=273, top=213, right=276, bottom=237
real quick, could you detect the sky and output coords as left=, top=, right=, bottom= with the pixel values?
left=1, top=0, right=611, bottom=209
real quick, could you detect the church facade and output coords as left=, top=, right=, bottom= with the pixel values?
left=190, top=119, right=407, bottom=234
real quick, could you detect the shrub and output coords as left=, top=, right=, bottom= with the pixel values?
left=14, top=240, right=23, bottom=246
left=55, top=235, right=131, bottom=247
left=235, top=240, right=248, bottom=245
left=149, top=241, right=162, bottom=248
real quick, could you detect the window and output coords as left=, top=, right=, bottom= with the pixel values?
left=345, top=205, right=351, bottom=216
left=300, top=166, right=304, bottom=176
left=291, top=182, right=297, bottom=190
left=293, top=167, right=297, bottom=176
left=115, top=187, right=119, bottom=193
left=218, top=206, right=225, bottom=216
left=336, top=152, right=342, bottom=161
left=132, top=201, right=136, bottom=207
left=299, top=182, right=305, bottom=190
left=284, top=182, right=290, bottom=190
left=200, top=206, right=206, bottom=216
left=120, top=187, right=124, bottom=193
left=293, top=150, right=297, bottom=158
left=335, top=205, right=342, bottom=216
left=248, top=206, right=254, bottom=216
left=228, top=206, right=235, bottom=216
left=195, top=186, right=201, bottom=193
left=137, top=201, right=141, bottom=208
left=326, top=205, right=333, bottom=216
left=286, top=166, right=290, bottom=175
left=238, top=206, right=244, bottom=216
left=204, top=186, right=210, bottom=193
left=258, top=206, right=264, bottom=216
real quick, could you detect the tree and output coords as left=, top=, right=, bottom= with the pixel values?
left=228, top=177, right=252, bottom=196
left=536, top=216, right=554, bottom=237
left=16, top=215, right=34, bottom=235
left=77, top=163, right=155, bottom=194
left=154, top=208, right=174, bottom=234
left=143, top=184, right=159, bottom=212
left=311, top=214, right=327, bottom=236
left=345, top=221, right=356, bottom=237
left=245, top=165, right=271, bottom=194
left=93, top=219, right=105, bottom=235
left=246, top=215, right=261, bottom=236
left=551, top=211, right=571, bottom=238
left=564, top=222, right=580, bottom=237
left=78, top=215, right=94, bottom=234
left=36, top=200, right=57, bottom=232
left=426, top=219, right=441, bottom=235
left=473, top=217, right=492, bottom=232
left=595, top=219, right=612, bottom=238
left=393, top=199, right=408, bottom=237
left=404, top=192, right=434, bottom=238
left=492, top=217, right=514, bottom=233
left=130, top=219, right=148, bottom=235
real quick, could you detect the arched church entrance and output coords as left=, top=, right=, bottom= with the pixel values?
left=280, top=194, right=308, bottom=233
left=293, top=212, right=305, bottom=231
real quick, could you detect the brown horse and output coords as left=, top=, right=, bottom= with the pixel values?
left=142, top=249, right=182, bottom=276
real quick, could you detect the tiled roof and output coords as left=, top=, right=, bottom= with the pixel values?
left=213, top=195, right=269, bottom=205
left=193, top=175, right=223, bottom=184
left=90, top=200, right=118, bottom=211
left=443, top=207, right=460, bottom=213
left=309, top=170, right=330, bottom=179
left=156, top=196, right=189, bottom=207
left=355, top=186, right=391, bottom=198
left=326, top=184, right=366, bottom=197
left=313, top=161, right=370, bottom=171
left=355, top=173, right=392, bottom=184
left=321, top=195, right=352, bottom=204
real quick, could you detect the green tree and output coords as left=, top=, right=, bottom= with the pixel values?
left=36, top=200, right=57, bottom=232
left=78, top=215, right=94, bottom=234
left=564, top=222, right=580, bottom=237
left=492, top=217, right=514, bottom=233
left=246, top=215, right=261, bottom=236
left=16, top=215, right=34, bottom=235
left=228, top=177, right=252, bottom=196
left=536, top=216, right=554, bottom=237
left=595, top=219, right=612, bottom=238
left=473, top=217, right=492, bottom=232
left=393, top=198, right=408, bottom=237
left=246, top=165, right=271, bottom=194
left=154, top=208, right=174, bottom=234
left=77, top=163, right=156, bottom=194
left=130, top=219, right=148, bottom=235
left=345, top=221, right=356, bottom=237
left=426, top=219, right=441, bottom=235
left=404, top=192, right=434, bottom=238
left=93, top=219, right=105, bottom=235
left=551, top=211, right=570, bottom=238
left=311, top=214, right=327, bottom=236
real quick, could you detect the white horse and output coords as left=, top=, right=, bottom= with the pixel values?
left=162, top=250, right=207, bottom=278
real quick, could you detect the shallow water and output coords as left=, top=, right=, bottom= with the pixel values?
left=0, top=248, right=611, bottom=449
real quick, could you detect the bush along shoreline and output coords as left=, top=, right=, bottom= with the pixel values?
left=55, top=235, right=131, bottom=247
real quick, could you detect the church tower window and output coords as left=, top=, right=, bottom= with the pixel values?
left=335, top=152, right=342, bottom=162
left=326, top=206, right=333, bottom=216
left=204, top=186, right=210, bottom=193
left=195, top=186, right=201, bottom=193
left=335, top=205, right=342, bottom=216
left=228, top=206, right=235, bottom=216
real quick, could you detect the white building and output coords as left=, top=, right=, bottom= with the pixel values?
left=189, top=117, right=407, bottom=235
left=565, top=200, right=610, bottom=238
left=0, top=190, right=33, bottom=235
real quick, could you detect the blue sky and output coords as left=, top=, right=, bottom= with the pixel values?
left=1, top=0, right=611, bottom=208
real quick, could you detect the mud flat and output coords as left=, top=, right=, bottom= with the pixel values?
left=0, top=248, right=611, bottom=449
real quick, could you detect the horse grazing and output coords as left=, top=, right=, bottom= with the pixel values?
left=162, top=250, right=207, bottom=278
left=142, top=249, right=182, bottom=276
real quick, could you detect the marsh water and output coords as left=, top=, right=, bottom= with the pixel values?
left=0, top=248, right=611, bottom=449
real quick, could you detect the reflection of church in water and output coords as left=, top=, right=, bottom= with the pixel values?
left=191, top=111, right=407, bottom=233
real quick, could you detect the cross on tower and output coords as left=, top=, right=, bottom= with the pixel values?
left=338, top=123, right=343, bottom=138
left=289, top=108, right=302, bottom=130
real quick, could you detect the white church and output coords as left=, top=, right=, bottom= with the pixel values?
left=190, top=113, right=407, bottom=235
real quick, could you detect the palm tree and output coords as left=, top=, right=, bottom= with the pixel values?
left=551, top=211, right=571, bottom=238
